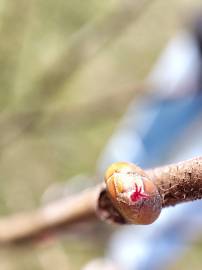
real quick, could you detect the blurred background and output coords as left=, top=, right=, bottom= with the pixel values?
left=0, top=0, right=202, bottom=269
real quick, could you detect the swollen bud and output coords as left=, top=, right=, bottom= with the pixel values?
left=105, top=162, right=162, bottom=225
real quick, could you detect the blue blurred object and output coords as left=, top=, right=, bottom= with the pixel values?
left=97, top=14, right=202, bottom=270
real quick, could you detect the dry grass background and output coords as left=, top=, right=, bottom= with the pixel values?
left=0, top=0, right=202, bottom=269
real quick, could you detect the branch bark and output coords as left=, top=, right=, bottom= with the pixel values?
left=0, top=157, right=201, bottom=246
left=0, top=186, right=100, bottom=245
left=147, top=156, right=202, bottom=207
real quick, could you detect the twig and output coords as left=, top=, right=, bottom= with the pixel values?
left=99, top=157, right=202, bottom=224
left=0, top=186, right=100, bottom=245
left=0, top=157, right=202, bottom=245
left=147, top=156, right=202, bottom=206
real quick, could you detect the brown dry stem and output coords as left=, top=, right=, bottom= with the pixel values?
left=0, top=186, right=100, bottom=245
left=98, top=157, right=202, bottom=223
left=0, top=157, right=201, bottom=246
left=147, top=156, right=202, bottom=207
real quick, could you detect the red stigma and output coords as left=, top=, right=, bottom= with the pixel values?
left=130, top=183, right=149, bottom=202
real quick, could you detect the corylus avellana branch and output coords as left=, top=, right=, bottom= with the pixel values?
left=0, top=157, right=201, bottom=246
left=98, top=157, right=202, bottom=224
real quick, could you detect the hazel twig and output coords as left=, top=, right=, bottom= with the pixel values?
left=98, top=157, right=202, bottom=224
left=0, top=187, right=99, bottom=245
left=0, top=157, right=201, bottom=246
left=147, top=156, right=202, bottom=207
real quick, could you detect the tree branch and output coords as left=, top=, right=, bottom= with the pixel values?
left=147, top=156, right=202, bottom=207
left=0, top=157, right=201, bottom=246
left=0, top=186, right=100, bottom=245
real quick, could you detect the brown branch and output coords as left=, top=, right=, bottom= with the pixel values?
left=147, top=156, right=202, bottom=207
left=0, top=186, right=100, bottom=245
left=0, top=157, right=202, bottom=246
left=99, top=157, right=202, bottom=224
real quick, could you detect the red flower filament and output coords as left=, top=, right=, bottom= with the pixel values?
left=130, top=183, right=149, bottom=202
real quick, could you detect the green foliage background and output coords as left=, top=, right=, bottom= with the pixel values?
left=0, top=0, right=201, bottom=269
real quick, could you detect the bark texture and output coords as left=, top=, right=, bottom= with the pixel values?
left=0, top=157, right=202, bottom=245
left=147, top=157, right=202, bottom=207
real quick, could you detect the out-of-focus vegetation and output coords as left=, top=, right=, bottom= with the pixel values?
left=0, top=0, right=202, bottom=269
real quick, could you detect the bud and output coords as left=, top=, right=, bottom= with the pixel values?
left=105, top=162, right=162, bottom=225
